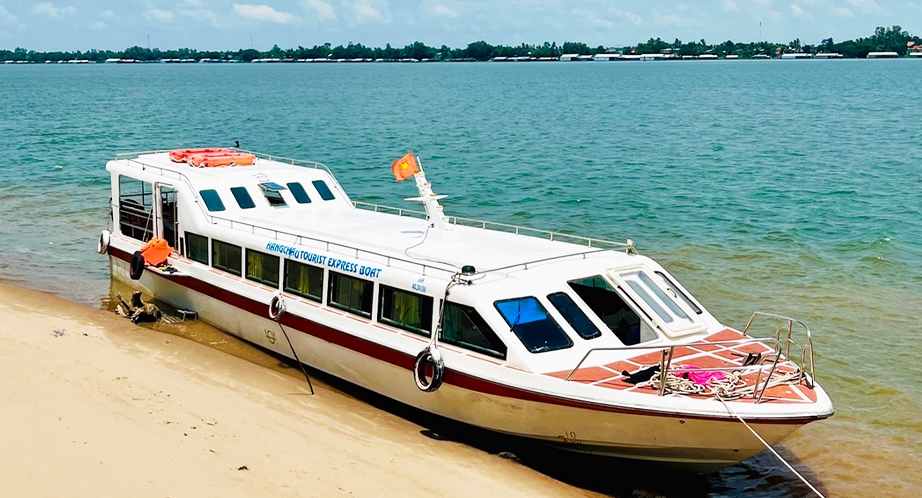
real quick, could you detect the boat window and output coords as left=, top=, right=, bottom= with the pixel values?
left=494, top=297, right=573, bottom=353
left=655, top=271, right=702, bottom=314
left=119, top=176, right=154, bottom=241
left=212, top=239, right=242, bottom=276
left=621, top=271, right=695, bottom=328
left=568, top=276, right=654, bottom=346
left=199, top=189, right=225, bottom=212
left=246, top=249, right=280, bottom=288
left=259, top=182, right=288, bottom=208
left=547, top=292, right=601, bottom=339
left=379, top=285, right=432, bottom=336
left=440, top=302, right=506, bottom=359
left=186, top=232, right=209, bottom=265
left=328, top=272, right=373, bottom=318
left=230, top=187, right=256, bottom=209
left=287, top=182, right=312, bottom=204
left=284, top=260, right=323, bottom=302
left=312, top=180, right=335, bottom=201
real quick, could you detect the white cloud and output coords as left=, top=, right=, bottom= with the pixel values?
left=611, top=8, right=642, bottom=25
left=233, top=4, right=296, bottom=23
left=849, top=0, right=884, bottom=14
left=790, top=3, right=811, bottom=17
left=652, top=9, right=683, bottom=27
left=572, top=9, right=612, bottom=29
left=831, top=6, right=853, bottom=16
left=91, top=20, right=106, bottom=29
left=144, top=8, right=175, bottom=23
left=427, top=4, right=458, bottom=18
left=754, top=0, right=772, bottom=5
left=31, top=3, right=76, bottom=18
left=343, top=0, right=390, bottom=23
left=0, top=5, right=18, bottom=25
left=178, top=8, right=218, bottom=24
left=101, top=9, right=114, bottom=19
left=723, top=0, right=738, bottom=12
left=304, top=0, right=336, bottom=20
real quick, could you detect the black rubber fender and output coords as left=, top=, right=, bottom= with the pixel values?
left=129, top=250, right=145, bottom=280
left=414, top=345, right=444, bottom=392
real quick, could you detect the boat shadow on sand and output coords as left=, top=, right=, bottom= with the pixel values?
left=109, top=287, right=826, bottom=498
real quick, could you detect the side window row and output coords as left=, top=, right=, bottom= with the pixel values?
left=184, top=232, right=507, bottom=359
left=198, top=180, right=335, bottom=212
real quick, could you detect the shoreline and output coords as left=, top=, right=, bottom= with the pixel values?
left=0, top=281, right=595, bottom=497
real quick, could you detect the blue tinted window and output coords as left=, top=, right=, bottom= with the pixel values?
left=230, top=187, right=256, bottom=209
left=494, top=297, right=573, bottom=353
left=312, top=180, right=335, bottom=201
left=199, top=189, right=225, bottom=212
left=547, top=292, right=601, bottom=339
left=287, top=182, right=311, bottom=204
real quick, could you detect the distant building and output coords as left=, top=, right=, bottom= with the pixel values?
left=867, top=52, right=898, bottom=58
left=592, top=53, right=622, bottom=61
left=781, top=53, right=812, bottom=59
left=814, top=53, right=843, bottom=59
left=558, top=54, right=582, bottom=61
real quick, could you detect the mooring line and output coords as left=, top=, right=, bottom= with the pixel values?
left=717, top=397, right=826, bottom=498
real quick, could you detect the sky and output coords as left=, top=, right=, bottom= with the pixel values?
left=0, top=0, right=920, bottom=51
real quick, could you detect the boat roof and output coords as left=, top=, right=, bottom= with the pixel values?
left=109, top=151, right=634, bottom=279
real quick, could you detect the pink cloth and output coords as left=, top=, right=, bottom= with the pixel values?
left=677, top=365, right=725, bottom=385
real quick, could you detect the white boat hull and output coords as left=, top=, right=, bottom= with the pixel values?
left=110, top=254, right=804, bottom=472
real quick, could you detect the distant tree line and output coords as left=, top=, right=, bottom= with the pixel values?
left=2, top=26, right=919, bottom=63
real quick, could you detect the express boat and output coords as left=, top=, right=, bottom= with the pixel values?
left=99, top=148, right=833, bottom=472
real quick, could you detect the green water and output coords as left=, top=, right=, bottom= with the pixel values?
left=1, top=60, right=920, bottom=496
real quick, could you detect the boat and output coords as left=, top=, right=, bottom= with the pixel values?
left=98, top=148, right=833, bottom=472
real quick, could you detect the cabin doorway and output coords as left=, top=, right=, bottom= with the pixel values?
left=156, top=184, right=178, bottom=249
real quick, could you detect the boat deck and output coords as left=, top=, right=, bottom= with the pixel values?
left=548, top=329, right=817, bottom=404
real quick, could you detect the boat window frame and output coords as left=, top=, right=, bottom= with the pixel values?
left=312, top=180, right=336, bottom=201
left=119, top=175, right=155, bottom=241
left=654, top=271, right=703, bottom=315
left=245, top=249, right=281, bottom=288
left=286, top=182, right=312, bottom=204
left=211, top=239, right=242, bottom=276
left=230, top=186, right=256, bottom=209
left=494, top=296, right=574, bottom=354
left=258, top=182, right=288, bottom=208
left=199, top=189, right=226, bottom=212
left=327, top=271, right=373, bottom=318
left=566, top=275, right=656, bottom=346
left=185, top=231, right=209, bottom=265
left=607, top=266, right=707, bottom=338
left=546, top=291, right=602, bottom=340
left=440, top=301, right=507, bottom=360
left=378, top=285, right=433, bottom=337
left=283, top=259, right=323, bottom=302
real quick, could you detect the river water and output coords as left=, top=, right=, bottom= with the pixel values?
left=1, top=60, right=920, bottom=497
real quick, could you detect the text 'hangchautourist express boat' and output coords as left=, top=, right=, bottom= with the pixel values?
left=98, top=148, right=833, bottom=472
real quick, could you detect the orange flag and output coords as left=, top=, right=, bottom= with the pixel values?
left=391, top=151, right=419, bottom=182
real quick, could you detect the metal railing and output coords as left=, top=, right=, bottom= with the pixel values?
left=352, top=201, right=631, bottom=250
left=565, top=313, right=818, bottom=404
left=741, top=311, right=816, bottom=388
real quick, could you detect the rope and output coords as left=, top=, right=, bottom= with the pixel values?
left=272, top=299, right=314, bottom=395
left=638, top=367, right=802, bottom=400
left=717, top=397, right=827, bottom=498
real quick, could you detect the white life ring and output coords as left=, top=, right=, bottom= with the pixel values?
left=269, top=294, right=286, bottom=321
left=97, top=229, right=110, bottom=255
left=414, top=344, right=444, bottom=392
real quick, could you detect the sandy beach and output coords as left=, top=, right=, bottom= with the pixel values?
left=0, top=282, right=596, bottom=498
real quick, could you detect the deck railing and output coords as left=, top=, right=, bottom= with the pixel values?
left=352, top=201, right=631, bottom=250
left=565, top=313, right=817, bottom=404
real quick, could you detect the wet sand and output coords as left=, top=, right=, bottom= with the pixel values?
left=0, top=282, right=596, bottom=498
